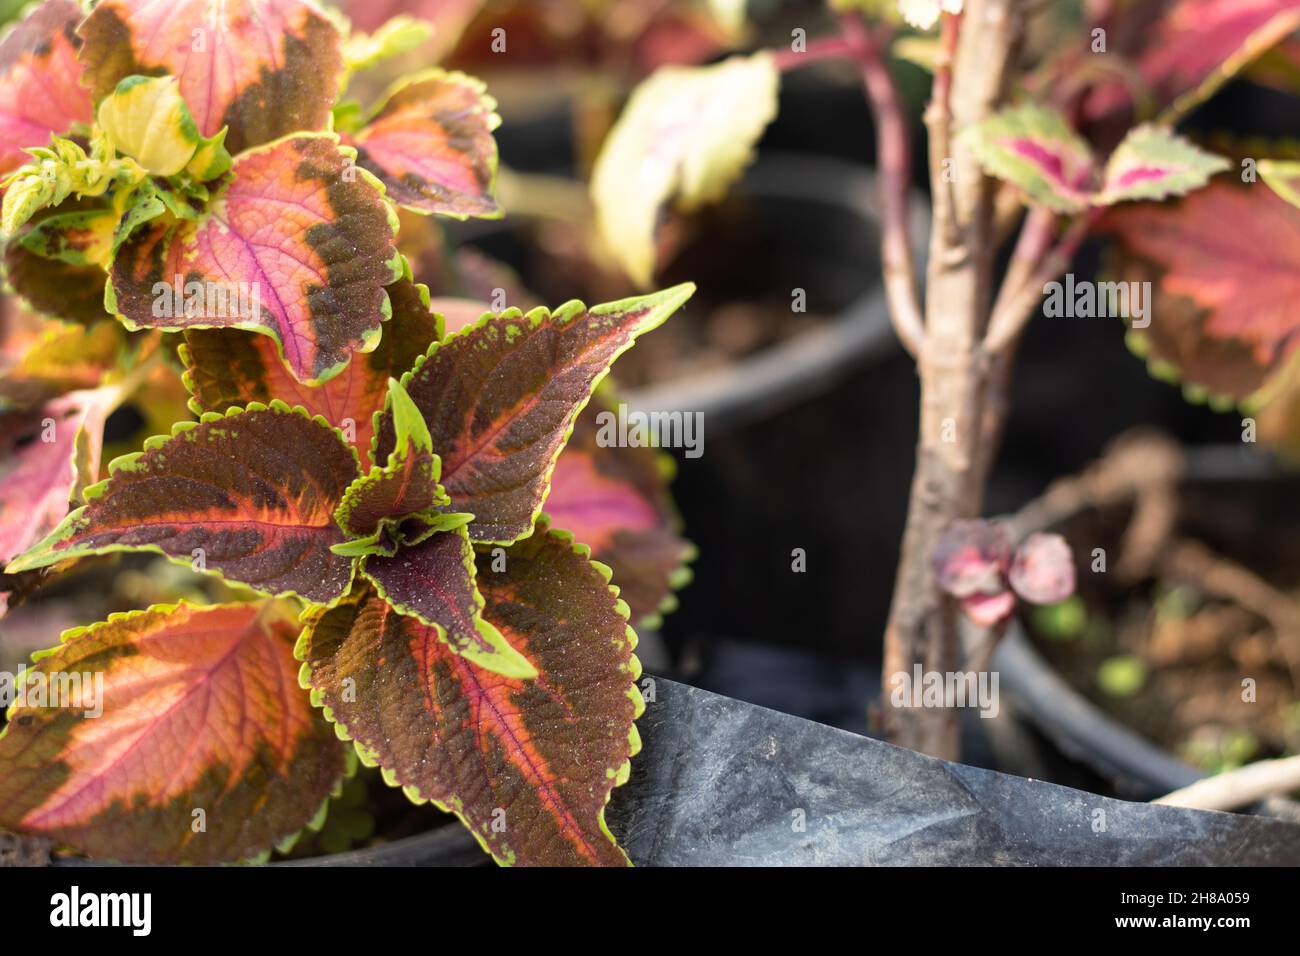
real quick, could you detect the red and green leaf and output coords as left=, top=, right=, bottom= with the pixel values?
left=107, top=133, right=402, bottom=385
left=6, top=402, right=361, bottom=604
left=543, top=395, right=693, bottom=628
left=4, top=199, right=112, bottom=326
left=180, top=274, right=440, bottom=452
left=374, top=283, right=695, bottom=544
left=967, top=106, right=1227, bottom=211
left=298, top=524, right=642, bottom=866
left=361, top=525, right=536, bottom=678
left=1102, top=180, right=1300, bottom=404
left=350, top=69, right=501, bottom=219
left=1085, top=0, right=1300, bottom=124
left=0, top=386, right=120, bottom=572
left=1096, top=125, right=1229, bottom=205
left=333, top=378, right=448, bottom=544
left=962, top=103, right=1099, bottom=212
left=78, top=0, right=345, bottom=155
left=0, top=600, right=348, bottom=863
left=0, top=0, right=93, bottom=177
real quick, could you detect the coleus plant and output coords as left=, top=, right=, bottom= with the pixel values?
left=0, top=0, right=695, bottom=865
left=588, top=0, right=1300, bottom=758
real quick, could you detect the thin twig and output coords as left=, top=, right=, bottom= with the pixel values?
left=770, top=35, right=858, bottom=72
left=1155, top=754, right=1300, bottom=811
left=982, top=209, right=1097, bottom=354
left=839, top=13, right=925, bottom=358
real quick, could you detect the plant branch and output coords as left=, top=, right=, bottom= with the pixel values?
left=837, top=14, right=925, bottom=358
left=881, top=0, right=1027, bottom=759
left=770, top=35, right=859, bottom=72
left=1154, top=754, right=1300, bottom=812
left=982, top=208, right=1097, bottom=354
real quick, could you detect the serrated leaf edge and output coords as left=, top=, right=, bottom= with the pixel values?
left=2, top=599, right=355, bottom=865
left=5, top=400, right=363, bottom=608
left=104, top=130, right=403, bottom=387
left=293, top=524, right=645, bottom=867
left=374, top=283, right=696, bottom=544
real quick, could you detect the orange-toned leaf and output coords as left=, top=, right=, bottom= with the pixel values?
left=298, top=524, right=641, bottom=866
left=0, top=601, right=348, bottom=863
left=180, top=276, right=440, bottom=453
left=4, top=199, right=111, bottom=326
left=1103, top=180, right=1300, bottom=403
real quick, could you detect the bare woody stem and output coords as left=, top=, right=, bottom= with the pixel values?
left=881, top=0, right=1027, bottom=759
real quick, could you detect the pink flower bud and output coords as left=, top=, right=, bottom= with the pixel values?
left=1009, top=532, right=1076, bottom=604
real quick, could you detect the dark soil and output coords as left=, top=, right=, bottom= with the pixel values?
left=1028, top=482, right=1300, bottom=771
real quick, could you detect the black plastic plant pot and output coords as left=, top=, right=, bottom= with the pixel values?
left=625, top=155, right=931, bottom=663
left=620, top=153, right=929, bottom=434
left=281, top=677, right=1300, bottom=866
left=994, top=444, right=1300, bottom=806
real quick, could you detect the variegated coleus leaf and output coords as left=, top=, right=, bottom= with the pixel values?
left=543, top=392, right=693, bottom=629
left=0, top=0, right=93, bottom=177
left=78, top=0, right=345, bottom=156
left=107, top=133, right=402, bottom=385
left=332, top=378, right=448, bottom=548
left=1261, top=159, right=1300, bottom=209
left=298, top=522, right=643, bottom=866
left=0, top=385, right=120, bottom=578
left=361, top=526, right=537, bottom=679
left=373, top=284, right=696, bottom=544
left=1084, top=0, right=1300, bottom=124
left=1096, top=125, right=1230, bottom=205
left=0, top=600, right=350, bottom=863
left=180, top=275, right=441, bottom=453
left=1102, top=179, right=1300, bottom=406
left=349, top=69, right=501, bottom=219
left=3, top=198, right=112, bottom=325
left=963, top=106, right=1227, bottom=212
left=592, top=53, right=779, bottom=286
left=334, top=379, right=536, bottom=678
left=961, top=103, right=1100, bottom=213
left=7, top=402, right=361, bottom=605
